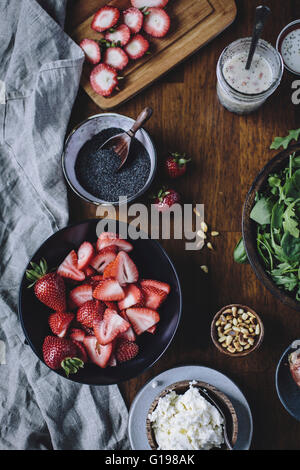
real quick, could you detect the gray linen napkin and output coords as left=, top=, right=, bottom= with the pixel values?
left=0, top=0, right=129, bottom=450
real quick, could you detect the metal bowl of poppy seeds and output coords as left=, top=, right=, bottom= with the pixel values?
left=62, top=113, right=157, bottom=205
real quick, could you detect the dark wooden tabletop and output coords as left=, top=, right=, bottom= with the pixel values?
left=66, top=0, right=300, bottom=450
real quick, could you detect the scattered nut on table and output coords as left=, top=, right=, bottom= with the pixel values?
left=215, top=306, right=261, bottom=354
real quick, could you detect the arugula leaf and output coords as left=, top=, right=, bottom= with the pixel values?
left=281, top=232, right=300, bottom=262
left=250, top=197, right=273, bottom=225
left=282, top=199, right=300, bottom=238
left=270, top=129, right=300, bottom=150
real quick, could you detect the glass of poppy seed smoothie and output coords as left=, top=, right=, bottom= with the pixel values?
left=217, top=38, right=283, bottom=114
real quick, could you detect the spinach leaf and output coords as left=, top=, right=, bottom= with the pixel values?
left=250, top=197, right=273, bottom=225
left=233, top=237, right=248, bottom=264
left=281, top=232, right=300, bottom=262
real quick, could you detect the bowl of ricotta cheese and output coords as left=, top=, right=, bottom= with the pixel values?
left=146, top=380, right=238, bottom=450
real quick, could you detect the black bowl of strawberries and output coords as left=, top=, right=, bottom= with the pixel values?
left=19, top=219, right=182, bottom=385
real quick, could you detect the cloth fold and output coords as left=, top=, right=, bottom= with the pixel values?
left=0, top=0, right=129, bottom=450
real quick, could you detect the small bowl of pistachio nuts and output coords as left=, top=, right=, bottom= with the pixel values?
left=211, top=304, right=264, bottom=357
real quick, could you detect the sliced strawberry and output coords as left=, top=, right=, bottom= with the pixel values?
left=119, top=310, right=136, bottom=341
left=140, top=279, right=170, bottom=294
left=93, top=309, right=130, bottom=345
left=90, top=64, right=119, bottom=97
left=97, top=236, right=133, bottom=252
left=118, top=284, right=144, bottom=310
left=104, top=300, right=119, bottom=311
left=83, top=336, right=112, bottom=368
left=84, top=266, right=97, bottom=277
left=104, top=47, right=129, bottom=71
left=97, top=232, right=119, bottom=243
left=126, top=307, right=160, bottom=335
left=105, top=24, right=131, bottom=46
left=103, top=261, right=116, bottom=279
left=93, top=279, right=125, bottom=301
left=141, top=285, right=167, bottom=310
left=90, top=246, right=117, bottom=273
left=77, top=299, right=105, bottom=328
left=124, top=34, right=149, bottom=60
left=69, top=284, right=93, bottom=309
left=77, top=242, right=94, bottom=270
left=91, top=6, right=120, bottom=33
left=81, top=325, right=94, bottom=336
left=69, top=328, right=86, bottom=342
left=57, top=250, right=85, bottom=282
left=147, top=325, right=157, bottom=334
left=131, top=0, right=169, bottom=8
left=123, top=8, right=143, bottom=34
left=108, top=353, right=117, bottom=367
left=48, top=312, right=74, bottom=338
left=143, top=7, right=170, bottom=38
left=72, top=340, right=88, bottom=363
left=79, top=39, right=101, bottom=65
left=116, top=340, right=139, bottom=363
left=109, top=251, right=139, bottom=286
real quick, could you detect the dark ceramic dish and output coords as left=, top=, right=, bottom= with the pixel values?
left=276, top=341, right=300, bottom=421
left=18, top=219, right=182, bottom=385
left=242, top=143, right=300, bottom=312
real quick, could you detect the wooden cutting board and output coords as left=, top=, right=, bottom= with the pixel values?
left=72, top=0, right=236, bottom=110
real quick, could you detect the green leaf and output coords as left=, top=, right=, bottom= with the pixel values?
left=281, top=232, right=300, bottom=262
left=270, top=129, right=300, bottom=150
left=233, top=237, right=248, bottom=264
left=283, top=199, right=300, bottom=238
left=250, top=197, right=273, bottom=225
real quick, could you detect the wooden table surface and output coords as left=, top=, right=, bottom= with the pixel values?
left=66, top=0, right=300, bottom=450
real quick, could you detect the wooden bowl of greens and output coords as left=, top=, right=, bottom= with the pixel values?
left=242, top=143, right=300, bottom=311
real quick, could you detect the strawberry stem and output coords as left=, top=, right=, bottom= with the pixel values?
left=26, top=258, right=48, bottom=288
left=61, top=357, right=84, bottom=377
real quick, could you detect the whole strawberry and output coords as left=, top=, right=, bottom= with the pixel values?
left=26, top=258, right=66, bottom=311
left=153, top=188, right=181, bottom=212
left=165, top=152, right=191, bottom=178
left=42, top=336, right=84, bottom=376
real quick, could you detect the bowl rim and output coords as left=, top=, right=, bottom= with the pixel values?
left=276, top=19, right=300, bottom=76
left=146, top=379, right=239, bottom=450
left=211, top=304, right=264, bottom=357
left=18, top=218, right=182, bottom=385
left=242, top=143, right=300, bottom=312
left=61, top=112, right=157, bottom=206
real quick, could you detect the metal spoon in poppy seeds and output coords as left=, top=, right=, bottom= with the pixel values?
left=99, top=107, right=153, bottom=171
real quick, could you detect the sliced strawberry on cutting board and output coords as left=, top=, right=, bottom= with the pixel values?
left=77, top=299, right=105, bottom=328
left=72, top=340, right=88, bottom=363
left=91, top=6, right=120, bottom=33
left=83, top=336, right=113, bottom=368
left=140, top=279, right=171, bottom=294
left=131, top=0, right=169, bottom=8
left=118, top=284, right=144, bottom=310
left=48, top=312, right=74, bottom=338
left=109, top=251, right=139, bottom=286
left=140, top=285, right=167, bottom=310
left=116, top=339, right=139, bottom=363
left=93, top=279, right=125, bottom=301
left=124, top=34, right=149, bottom=60
left=57, top=250, right=85, bottom=282
left=93, top=308, right=130, bottom=345
left=90, top=64, right=119, bottom=97
left=69, top=328, right=86, bottom=342
left=79, top=39, right=101, bottom=65
left=69, top=284, right=93, bottom=309
left=123, top=8, right=143, bottom=34
left=77, top=241, right=94, bottom=270
left=126, top=307, right=160, bottom=335
left=119, top=310, right=136, bottom=342
left=104, top=46, right=129, bottom=71
left=143, top=7, right=170, bottom=38
left=90, top=246, right=117, bottom=273
left=105, top=24, right=131, bottom=46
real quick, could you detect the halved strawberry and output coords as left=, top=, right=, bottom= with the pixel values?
left=77, top=299, right=105, bottom=328
left=126, top=307, right=160, bottom=335
left=91, top=6, right=120, bottom=33
left=104, top=47, right=129, bottom=71
left=103, top=261, right=115, bottom=279
left=97, top=234, right=133, bottom=252
left=109, top=251, right=139, bottom=286
left=69, top=328, right=86, bottom=342
left=124, top=34, right=149, bottom=60
left=84, top=266, right=97, bottom=277
left=48, top=312, right=74, bottom=338
left=90, top=246, right=117, bottom=273
left=79, top=39, right=101, bottom=65
left=83, top=336, right=112, bottom=368
left=116, top=340, right=139, bottom=363
left=123, top=8, right=143, bottom=34
left=72, top=340, right=88, bottom=363
left=93, top=279, right=125, bottom=301
left=105, top=24, right=131, bottom=46
left=90, top=64, right=119, bottom=97
left=143, top=7, right=170, bottom=38
left=140, top=279, right=170, bottom=294
left=77, top=241, right=94, bottom=270
left=93, top=309, right=130, bottom=345
left=131, top=0, right=169, bottom=7
left=69, top=284, right=93, bottom=309
left=118, top=284, right=144, bottom=310
left=147, top=325, right=157, bottom=334
left=140, top=285, right=167, bottom=310
left=119, top=310, right=136, bottom=342
left=57, top=250, right=85, bottom=282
